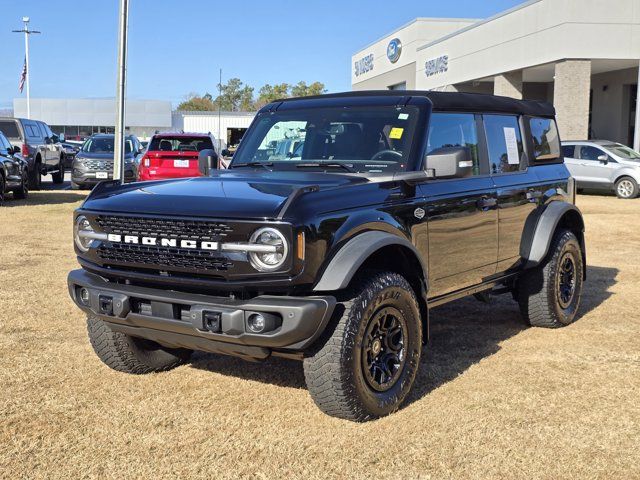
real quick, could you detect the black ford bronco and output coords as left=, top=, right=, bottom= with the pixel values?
left=68, top=91, right=586, bottom=421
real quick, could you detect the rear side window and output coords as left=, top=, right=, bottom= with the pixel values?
left=149, top=136, right=214, bottom=152
left=529, top=117, right=560, bottom=161
left=427, top=113, right=481, bottom=175
left=0, top=121, right=20, bottom=139
left=561, top=145, right=576, bottom=158
left=483, top=114, right=524, bottom=174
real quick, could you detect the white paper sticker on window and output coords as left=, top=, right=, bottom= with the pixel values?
left=503, top=127, right=520, bottom=165
left=398, top=113, right=409, bottom=120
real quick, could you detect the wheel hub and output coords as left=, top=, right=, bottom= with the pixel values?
left=557, top=252, right=577, bottom=309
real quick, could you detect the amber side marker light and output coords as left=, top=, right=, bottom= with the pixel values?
left=297, top=231, right=305, bottom=260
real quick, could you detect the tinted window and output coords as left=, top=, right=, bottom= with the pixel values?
left=26, top=124, right=41, bottom=139
left=81, top=136, right=134, bottom=154
left=149, top=136, right=214, bottom=152
left=37, top=122, right=48, bottom=138
left=483, top=115, right=523, bottom=174
left=0, top=121, right=20, bottom=139
left=579, top=146, right=606, bottom=161
left=561, top=145, right=576, bottom=158
left=529, top=117, right=560, bottom=161
left=427, top=113, right=480, bottom=175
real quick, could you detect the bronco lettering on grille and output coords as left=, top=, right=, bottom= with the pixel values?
left=107, top=234, right=218, bottom=251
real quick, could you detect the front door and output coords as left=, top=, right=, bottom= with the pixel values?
left=574, top=144, right=618, bottom=188
left=418, top=112, right=498, bottom=297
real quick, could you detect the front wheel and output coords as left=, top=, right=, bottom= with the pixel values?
left=517, top=229, right=584, bottom=328
left=615, top=176, right=638, bottom=199
left=303, top=271, right=422, bottom=421
left=13, top=170, right=29, bottom=199
left=87, top=315, right=192, bottom=374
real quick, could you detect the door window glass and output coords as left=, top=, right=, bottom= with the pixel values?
left=579, top=146, right=606, bottom=161
left=561, top=145, right=576, bottom=158
left=483, top=115, right=524, bottom=174
left=529, top=117, right=560, bottom=161
left=426, top=113, right=480, bottom=175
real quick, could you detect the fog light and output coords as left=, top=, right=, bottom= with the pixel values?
left=79, top=287, right=90, bottom=306
left=247, top=313, right=266, bottom=333
left=99, top=295, right=113, bottom=315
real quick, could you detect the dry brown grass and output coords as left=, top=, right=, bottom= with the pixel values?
left=1, top=191, right=639, bottom=479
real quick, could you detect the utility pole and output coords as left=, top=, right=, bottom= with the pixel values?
left=218, top=68, right=222, bottom=153
left=113, top=0, right=129, bottom=184
left=12, top=17, right=40, bottom=119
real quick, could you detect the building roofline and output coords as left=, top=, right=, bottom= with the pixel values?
left=417, top=0, right=543, bottom=52
left=173, top=110, right=256, bottom=116
left=354, top=16, right=480, bottom=55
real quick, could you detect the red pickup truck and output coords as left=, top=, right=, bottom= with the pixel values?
left=138, top=132, right=224, bottom=181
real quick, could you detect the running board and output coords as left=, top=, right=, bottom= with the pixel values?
left=427, top=273, right=517, bottom=308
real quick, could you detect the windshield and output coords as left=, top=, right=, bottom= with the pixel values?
left=231, top=106, right=419, bottom=173
left=149, top=136, right=213, bottom=152
left=82, top=137, right=133, bottom=154
left=604, top=143, right=640, bottom=160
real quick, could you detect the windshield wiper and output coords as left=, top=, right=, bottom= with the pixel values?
left=230, top=161, right=274, bottom=171
left=296, top=162, right=354, bottom=173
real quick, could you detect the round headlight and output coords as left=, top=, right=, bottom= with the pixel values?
left=74, top=215, right=94, bottom=252
left=248, top=227, right=288, bottom=272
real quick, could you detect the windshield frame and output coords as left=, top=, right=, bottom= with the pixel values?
left=230, top=102, right=429, bottom=174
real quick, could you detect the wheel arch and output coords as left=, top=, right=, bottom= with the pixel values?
left=520, top=201, right=586, bottom=279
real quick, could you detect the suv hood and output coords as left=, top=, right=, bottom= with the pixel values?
left=81, top=170, right=368, bottom=219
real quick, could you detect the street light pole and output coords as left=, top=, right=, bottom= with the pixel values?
left=12, top=17, right=40, bottom=119
left=113, top=0, right=129, bottom=184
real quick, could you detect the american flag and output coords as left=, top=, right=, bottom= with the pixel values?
left=18, top=57, right=27, bottom=93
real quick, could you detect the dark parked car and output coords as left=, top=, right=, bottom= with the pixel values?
left=61, top=142, right=81, bottom=168
left=0, top=117, right=65, bottom=189
left=68, top=91, right=586, bottom=421
left=0, top=130, right=28, bottom=204
left=71, top=134, right=143, bottom=189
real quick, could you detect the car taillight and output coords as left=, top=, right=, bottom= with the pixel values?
left=21, top=143, right=29, bottom=156
left=142, top=155, right=150, bottom=167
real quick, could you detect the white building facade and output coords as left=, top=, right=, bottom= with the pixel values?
left=352, top=0, right=640, bottom=149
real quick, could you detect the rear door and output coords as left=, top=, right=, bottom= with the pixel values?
left=418, top=112, right=498, bottom=297
left=561, top=144, right=582, bottom=181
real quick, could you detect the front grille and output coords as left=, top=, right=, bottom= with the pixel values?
left=94, top=215, right=237, bottom=273
left=82, top=159, right=114, bottom=171
left=97, top=244, right=233, bottom=271
left=95, top=215, right=233, bottom=240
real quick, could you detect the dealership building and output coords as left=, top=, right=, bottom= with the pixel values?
left=352, top=0, right=640, bottom=149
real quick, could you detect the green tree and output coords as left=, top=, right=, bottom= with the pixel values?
left=256, top=83, right=291, bottom=107
left=213, top=78, right=255, bottom=111
left=291, top=81, right=326, bottom=98
left=176, top=93, right=216, bottom=111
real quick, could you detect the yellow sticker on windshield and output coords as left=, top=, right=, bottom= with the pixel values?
left=389, top=127, right=404, bottom=139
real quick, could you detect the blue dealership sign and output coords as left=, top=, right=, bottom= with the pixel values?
left=387, top=38, right=402, bottom=63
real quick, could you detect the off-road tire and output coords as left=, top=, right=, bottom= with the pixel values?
left=28, top=160, right=41, bottom=190
left=614, top=176, right=638, bottom=199
left=87, top=315, right=192, bottom=374
left=517, top=229, right=583, bottom=328
left=51, top=156, right=65, bottom=184
left=13, top=170, right=29, bottom=199
left=303, top=271, right=422, bottom=421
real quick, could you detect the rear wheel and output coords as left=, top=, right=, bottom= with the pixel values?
left=51, top=156, right=65, bottom=184
left=87, top=315, right=192, bottom=374
left=13, top=170, right=28, bottom=199
left=28, top=159, right=41, bottom=190
left=517, top=229, right=583, bottom=328
left=615, top=176, right=638, bottom=199
left=0, top=174, right=5, bottom=205
left=303, top=271, right=422, bottom=421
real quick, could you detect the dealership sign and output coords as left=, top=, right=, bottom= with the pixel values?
left=387, top=38, right=402, bottom=63
left=354, top=53, right=374, bottom=77
left=425, top=55, right=449, bottom=77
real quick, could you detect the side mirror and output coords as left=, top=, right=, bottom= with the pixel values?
left=198, top=148, right=219, bottom=176
left=10, top=145, right=20, bottom=155
left=425, top=146, right=474, bottom=179
left=597, top=154, right=608, bottom=164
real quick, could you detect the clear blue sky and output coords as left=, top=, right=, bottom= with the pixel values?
left=0, top=0, right=523, bottom=108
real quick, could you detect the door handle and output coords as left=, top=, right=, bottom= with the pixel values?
left=477, top=196, right=497, bottom=209
left=526, top=190, right=543, bottom=201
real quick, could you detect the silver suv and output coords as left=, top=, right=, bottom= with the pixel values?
left=562, top=140, right=640, bottom=199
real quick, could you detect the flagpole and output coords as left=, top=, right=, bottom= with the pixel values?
left=13, top=17, right=40, bottom=120
left=113, top=0, right=129, bottom=184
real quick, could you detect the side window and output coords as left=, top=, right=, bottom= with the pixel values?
left=427, top=113, right=481, bottom=175
left=0, top=134, right=8, bottom=154
left=483, top=114, right=524, bottom=174
left=561, top=145, right=576, bottom=158
left=37, top=122, right=48, bottom=138
left=26, top=124, right=39, bottom=139
left=579, top=146, right=606, bottom=161
left=529, top=117, right=560, bottom=162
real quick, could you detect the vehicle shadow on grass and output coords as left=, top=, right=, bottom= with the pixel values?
left=189, top=265, right=618, bottom=401
left=1, top=190, right=86, bottom=207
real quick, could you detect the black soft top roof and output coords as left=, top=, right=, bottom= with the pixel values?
left=268, top=90, right=555, bottom=117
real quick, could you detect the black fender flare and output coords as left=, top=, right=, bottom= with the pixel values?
left=313, top=231, right=427, bottom=292
left=520, top=201, right=585, bottom=271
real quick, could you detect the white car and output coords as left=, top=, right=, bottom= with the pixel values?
left=562, top=140, right=640, bottom=199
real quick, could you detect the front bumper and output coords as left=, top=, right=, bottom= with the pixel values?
left=72, top=167, right=136, bottom=185
left=68, top=269, right=336, bottom=360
